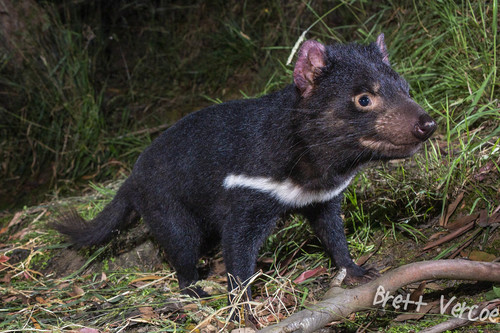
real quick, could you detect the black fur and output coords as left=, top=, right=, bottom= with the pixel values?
left=53, top=34, right=436, bottom=299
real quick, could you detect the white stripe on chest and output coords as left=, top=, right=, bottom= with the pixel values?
left=222, top=173, right=354, bottom=207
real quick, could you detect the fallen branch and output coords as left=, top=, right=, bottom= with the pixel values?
left=259, top=260, right=500, bottom=333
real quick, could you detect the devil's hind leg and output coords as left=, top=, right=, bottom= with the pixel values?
left=141, top=199, right=206, bottom=296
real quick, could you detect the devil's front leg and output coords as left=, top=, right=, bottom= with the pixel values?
left=300, top=195, right=379, bottom=284
left=220, top=195, right=282, bottom=323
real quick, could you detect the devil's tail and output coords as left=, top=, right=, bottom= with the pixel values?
left=52, top=178, right=140, bottom=247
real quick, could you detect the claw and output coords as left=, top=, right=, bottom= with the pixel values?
left=183, top=286, right=209, bottom=298
left=343, top=264, right=380, bottom=286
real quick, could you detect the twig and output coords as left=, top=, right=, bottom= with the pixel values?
left=116, top=124, right=170, bottom=139
left=419, top=300, right=500, bottom=333
left=422, top=221, right=475, bottom=251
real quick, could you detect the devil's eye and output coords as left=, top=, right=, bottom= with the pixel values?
left=358, top=95, right=371, bottom=107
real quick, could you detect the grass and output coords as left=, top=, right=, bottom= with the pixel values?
left=0, top=0, right=499, bottom=332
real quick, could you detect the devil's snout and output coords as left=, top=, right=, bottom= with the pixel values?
left=412, top=113, right=436, bottom=141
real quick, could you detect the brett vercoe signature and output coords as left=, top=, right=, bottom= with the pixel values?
left=373, top=285, right=499, bottom=322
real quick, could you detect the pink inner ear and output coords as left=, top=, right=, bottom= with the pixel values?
left=308, top=44, right=326, bottom=68
left=376, top=33, right=390, bottom=65
left=294, top=40, right=326, bottom=97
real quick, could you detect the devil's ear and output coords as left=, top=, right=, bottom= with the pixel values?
left=293, top=40, right=327, bottom=98
left=376, top=33, right=390, bottom=65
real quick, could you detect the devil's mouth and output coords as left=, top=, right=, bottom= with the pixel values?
left=359, top=137, right=421, bottom=156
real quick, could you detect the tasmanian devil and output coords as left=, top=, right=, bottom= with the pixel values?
left=54, top=34, right=436, bottom=299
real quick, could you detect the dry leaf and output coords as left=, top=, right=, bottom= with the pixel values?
left=422, top=221, right=474, bottom=251
left=469, top=250, right=496, bottom=262
left=8, top=211, right=23, bottom=228
left=0, top=226, right=8, bottom=235
left=139, top=306, right=158, bottom=320
left=490, top=212, right=500, bottom=225
left=425, top=282, right=444, bottom=291
left=428, top=231, right=448, bottom=241
left=182, top=303, right=199, bottom=312
left=473, top=161, right=495, bottom=181
left=478, top=211, right=500, bottom=227
left=394, top=303, right=434, bottom=321
left=440, top=191, right=464, bottom=226
left=57, top=282, right=71, bottom=290
left=293, top=267, right=327, bottom=284
left=478, top=209, right=489, bottom=227
left=1, top=273, right=12, bottom=284
left=69, top=285, right=85, bottom=297
left=2, top=295, right=17, bottom=303
left=445, top=213, right=479, bottom=230
left=129, top=275, right=163, bottom=284
left=23, top=271, right=32, bottom=280
left=265, top=313, right=285, bottom=323
left=30, top=317, right=41, bottom=329
left=408, top=282, right=426, bottom=310
left=35, top=296, right=47, bottom=304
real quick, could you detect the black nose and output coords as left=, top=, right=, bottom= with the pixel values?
left=413, top=114, right=436, bottom=141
